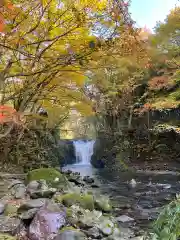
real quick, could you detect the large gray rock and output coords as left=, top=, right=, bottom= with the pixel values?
left=8, top=180, right=26, bottom=199
left=95, top=197, right=112, bottom=213
left=19, top=208, right=38, bottom=221
left=18, top=198, right=48, bottom=213
left=30, top=188, right=57, bottom=199
left=85, top=226, right=102, bottom=239
left=27, top=180, right=57, bottom=199
left=13, top=184, right=26, bottom=199
left=0, top=216, right=22, bottom=235
left=27, top=181, right=40, bottom=191
left=68, top=175, right=84, bottom=186
left=28, top=203, right=66, bottom=240
left=53, top=230, right=87, bottom=240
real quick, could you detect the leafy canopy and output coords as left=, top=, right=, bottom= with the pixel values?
left=0, top=0, right=131, bottom=127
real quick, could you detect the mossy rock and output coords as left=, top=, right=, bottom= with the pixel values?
left=26, top=168, right=67, bottom=187
left=54, top=194, right=63, bottom=203
left=66, top=208, right=73, bottom=218
left=62, top=193, right=94, bottom=211
left=95, top=199, right=112, bottom=213
left=65, top=207, right=79, bottom=226
left=0, top=234, right=16, bottom=240
left=4, top=203, right=18, bottom=217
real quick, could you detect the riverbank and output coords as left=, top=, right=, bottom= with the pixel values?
left=0, top=167, right=146, bottom=240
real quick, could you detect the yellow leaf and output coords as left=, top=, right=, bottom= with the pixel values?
left=74, top=102, right=93, bottom=116
left=41, top=0, right=48, bottom=7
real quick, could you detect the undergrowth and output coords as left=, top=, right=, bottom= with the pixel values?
left=147, top=195, right=180, bottom=240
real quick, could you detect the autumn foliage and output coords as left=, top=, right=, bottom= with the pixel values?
left=0, top=0, right=136, bottom=130
left=0, top=105, right=16, bottom=123
left=148, top=76, right=172, bottom=90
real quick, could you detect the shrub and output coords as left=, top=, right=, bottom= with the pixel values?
left=149, top=196, right=180, bottom=239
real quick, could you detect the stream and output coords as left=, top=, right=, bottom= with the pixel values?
left=63, top=140, right=180, bottom=232
left=0, top=140, right=180, bottom=238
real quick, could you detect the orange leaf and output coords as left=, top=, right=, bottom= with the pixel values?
left=0, top=16, right=4, bottom=32
left=7, top=2, right=14, bottom=10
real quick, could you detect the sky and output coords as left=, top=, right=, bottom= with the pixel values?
left=129, top=0, right=180, bottom=31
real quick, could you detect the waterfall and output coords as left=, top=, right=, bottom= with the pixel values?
left=73, top=140, right=95, bottom=165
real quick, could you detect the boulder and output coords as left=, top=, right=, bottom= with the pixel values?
left=27, top=181, right=40, bottom=191
left=65, top=207, right=79, bottom=226
left=30, top=188, right=57, bottom=199
left=28, top=203, right=66, bottom=240
left=4, top=203, right=19, bottom=217
left=13, top=184, right=26, bottom=199
left=83, top=176, right=94, bottom=184
left=18, top=198, right=48, bottom=213
left=85, top=226, right=102, bottom=239
left=19, top=208, right=38, bottom=221
left=0, top=216, right=22, bottom=235
left=68, top=175, right=84, bottom=186
left=78, top=209, right=102, bottom=229
left=99, top=219, right=114, bottom=236
left=95, top=197, right=112, bottom=213
left=27, top=179, right=57, bottom=199
left=53, top=229, right=87, bottom=240
left=61, top=193, right=94, bottom=211
left=8, top=180, right=26, bottom=199
left=26, top=168, right=67, bottom=188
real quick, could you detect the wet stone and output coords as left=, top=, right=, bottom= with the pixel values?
left=116, top=215, right=135, bottom=223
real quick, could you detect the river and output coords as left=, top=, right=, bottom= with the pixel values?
left=63, top=140, right=180, bottom=232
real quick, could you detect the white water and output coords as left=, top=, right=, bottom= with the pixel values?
left=73, top=140, right=95, bottom=165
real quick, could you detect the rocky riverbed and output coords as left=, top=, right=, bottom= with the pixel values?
left=0, top=168, right=146, bottom=240
left=0, top=165, right=180, bottom=240
left=63, top=164, right=180, bottom=234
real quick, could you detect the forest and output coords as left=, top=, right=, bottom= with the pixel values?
left=0, top=0, right=180, bottom=239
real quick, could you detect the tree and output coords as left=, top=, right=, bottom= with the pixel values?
left=0, top=0, right=133, bottom=129
left=142, top=6, right=180, bottom=109
left=85, top=25, right=150, bottom=133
